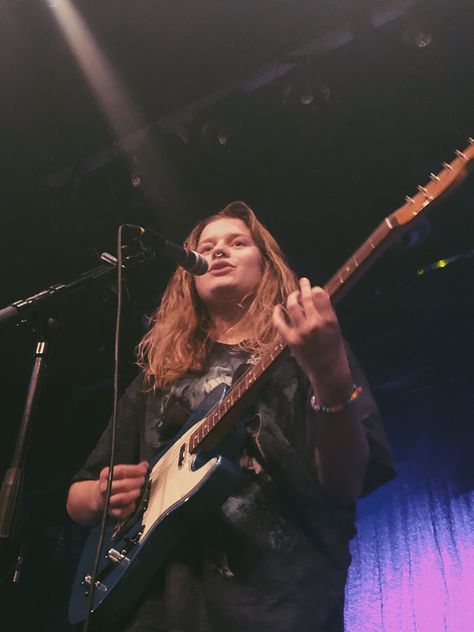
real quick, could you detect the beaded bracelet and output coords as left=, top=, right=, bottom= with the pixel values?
left=310, top=385, right=363, bottom=414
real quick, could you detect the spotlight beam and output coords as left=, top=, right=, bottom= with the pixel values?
left=46, top=0, right=144, bottom=143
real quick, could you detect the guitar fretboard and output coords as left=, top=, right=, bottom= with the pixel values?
left=188, top=139, right=474, bottom=454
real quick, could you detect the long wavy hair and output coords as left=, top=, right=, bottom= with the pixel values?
left=137, top=201, right=299, bottom=390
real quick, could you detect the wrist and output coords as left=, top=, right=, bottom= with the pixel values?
left=310, top=384, right=363, bottom=415
left=308, top=370, right=353, bottom=406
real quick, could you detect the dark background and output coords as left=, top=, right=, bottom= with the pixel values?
left=0, top=0, right=473, bottom=629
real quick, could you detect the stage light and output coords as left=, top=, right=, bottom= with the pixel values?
left=416, top=252, right=469, bottom=276
left=401, top=2, right=438, bottom=51
left=413, top=30, right=433, bottom=48
left=403, top=26, right=434, bottom=49
left=282, top=62, right=333, bottom=111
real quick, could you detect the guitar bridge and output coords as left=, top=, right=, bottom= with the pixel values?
left=106, top=548, right=131, bottom=566
left=82, top=575, right=107, bottom=593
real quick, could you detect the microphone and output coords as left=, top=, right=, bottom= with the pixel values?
left=133, top=226, right=208, bottom=275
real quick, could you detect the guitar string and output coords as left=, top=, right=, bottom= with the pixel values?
left=139, top=151, right=474, bottom=511
left=131, top=148, right=474, bottom=528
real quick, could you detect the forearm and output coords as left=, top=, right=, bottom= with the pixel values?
left=307, top=366, right=369, bottom=503
left=308, top=403, right=369, bottom=504
left=66, top=479, right=102, bottom=526
left=272, top=278, right=370, bottom=502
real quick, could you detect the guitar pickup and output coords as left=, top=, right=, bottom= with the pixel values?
left=106, top=548, right=130, bottom=566
left=178, top=443, right=186, bottom=468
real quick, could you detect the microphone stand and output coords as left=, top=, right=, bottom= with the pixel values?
left=0, top=249, right=152, bottom=578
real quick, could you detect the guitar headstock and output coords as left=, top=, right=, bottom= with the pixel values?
left=390, top=138, right=474, bottom=226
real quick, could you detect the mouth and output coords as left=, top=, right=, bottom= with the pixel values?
left=209, top=262, right=234, bottom=274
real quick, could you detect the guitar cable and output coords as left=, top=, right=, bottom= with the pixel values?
left=82, top=224, right=131, bottom=632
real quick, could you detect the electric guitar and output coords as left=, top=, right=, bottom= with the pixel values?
left=69, top=139, right=474, bottom=627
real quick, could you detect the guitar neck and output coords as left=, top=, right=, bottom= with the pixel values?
left=325, top=215, right=399, bottom=305
left=190, top=138, right=474, bottom=453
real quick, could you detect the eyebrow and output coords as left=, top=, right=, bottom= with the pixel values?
left=197, top=231, right=251, bottom=245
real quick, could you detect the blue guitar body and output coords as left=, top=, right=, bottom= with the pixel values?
left=69, top=383, right=244, bottom=627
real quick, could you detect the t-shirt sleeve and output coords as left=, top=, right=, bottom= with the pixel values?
left=71, top=374, right=145, bottom=483
left=346, top=346, right=396, bottom=495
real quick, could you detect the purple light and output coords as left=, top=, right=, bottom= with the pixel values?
left=346, top=487, right=474, bottom=631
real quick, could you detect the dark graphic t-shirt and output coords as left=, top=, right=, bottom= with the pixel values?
left=73, top=343, right=395, bottom=632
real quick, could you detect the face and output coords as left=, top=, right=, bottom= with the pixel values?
left=194, top=217, right=263, bottom=308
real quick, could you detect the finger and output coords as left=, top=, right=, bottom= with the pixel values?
left=99, top=475, right=146, bottom=500
left=286, top=289, right=305, bottom=327
left=299, top=278, right=319, bottom=319
left=311, top=286, right=332, bottom=313
left=110, top=463, right=148, bottom=480
left=311, top=287, right=342, bottom=334
left=109, top=502, right=136, bottom=520
left=272, top=304, right=293, bottom=340
left=109, top=489, right=142, bottom=509
left=100, top=476, right=146, bottom=495
left=99, top=461, right=148, bottom=483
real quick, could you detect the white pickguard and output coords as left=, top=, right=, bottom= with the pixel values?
left=139, top=421, right=218, bottom=541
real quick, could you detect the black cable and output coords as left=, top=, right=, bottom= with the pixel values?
left=82, top=224, right=132, bottom=632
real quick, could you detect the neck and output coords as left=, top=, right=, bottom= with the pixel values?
left=207, top=300, right=252, bottom=344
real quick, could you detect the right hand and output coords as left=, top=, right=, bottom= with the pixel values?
left=95, top=461, right=149, bottom=520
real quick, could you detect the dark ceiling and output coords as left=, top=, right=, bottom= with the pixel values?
left=1, top=0, right=474, bottom=470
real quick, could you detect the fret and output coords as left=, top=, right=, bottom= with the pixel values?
left=188, top=139, right=473, bottom=455
left=209, top=411, right=217, bottom=429
left=189, top=432, right=198, bottom=453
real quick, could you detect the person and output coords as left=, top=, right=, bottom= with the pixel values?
left=67, top=201, right=395, bottom=632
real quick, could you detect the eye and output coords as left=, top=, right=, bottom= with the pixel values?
left=198, top=244, right=212, bottom=253
left=232, top=239, right=245, bottom=247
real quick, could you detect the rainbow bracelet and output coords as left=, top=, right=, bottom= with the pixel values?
left=310, top=385, right=363, bottom=414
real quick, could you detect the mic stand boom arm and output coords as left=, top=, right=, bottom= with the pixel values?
left=0, top=250, right=150, bottom=330
left=0, top=249, right=151, bottom=550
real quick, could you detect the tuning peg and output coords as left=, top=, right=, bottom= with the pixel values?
left=430, top=173, right=441, bottom=182
left=468, top=137, right=473, bottom=144
left=442, top=161, right=454, bottom=171
left=455, top=149, right=468, bottom=160
left=417, top=185, right=433, bottom=200
left=405, top=195, right=415, bottom=204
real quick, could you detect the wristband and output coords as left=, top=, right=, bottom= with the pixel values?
left=310, top=385, right=363, bottom=414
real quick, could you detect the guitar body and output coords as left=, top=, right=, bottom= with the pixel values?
left=69, top=383, right=243, bottom=627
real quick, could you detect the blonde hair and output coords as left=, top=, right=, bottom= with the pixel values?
left=137, top=201, right=298, bottom=390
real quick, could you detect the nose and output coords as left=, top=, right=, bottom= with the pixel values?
left=212, top=243, right=230, bottom=258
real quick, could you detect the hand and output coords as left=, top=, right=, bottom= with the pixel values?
left=95, top=461, right=149, bottom=521
left=272, top=277, right=352, bottom=404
